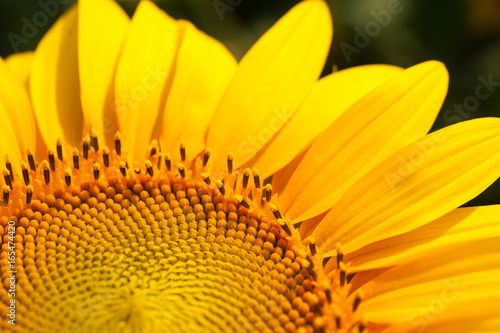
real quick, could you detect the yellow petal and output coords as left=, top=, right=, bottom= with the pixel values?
left=312, top=117, right=500, bottom=255
left=359, top=237, right=500, bottom=331
left=271, top=148, right=309, bottom=196
left=0, top=57, right=36, bottom=161
left=280, top=61, right=449, bottom=222
left=206, top=1, right=332, bottom=175
left=114, top=0, right=179, bottom=161
left=348, top=205, right=500, bottom=272
left=160, top=20, right=236, bottom=157
left=5, top=51, right=34, bottom=90
left=380, top=316, right=500, bottom=333
left=30, top=4, right=84, bottom=150
left=78, top=0, right=129, bottom=140
left=0, top=102, right=21, bottom=169
left=244, top=64, right=403, bottom=180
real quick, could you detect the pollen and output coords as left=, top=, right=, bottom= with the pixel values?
left=0, top=133, right=364, bottom=333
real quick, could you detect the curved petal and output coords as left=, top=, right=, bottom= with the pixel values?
left=79, top=0, right=129, bottom=141
left=246, top=64, right=403, bottom=180
left=312, top=117, right=500, bottom=255
left=359, top=237, right=500, bottom=332
left=348, top=205, right=500, bottom=272
left=114, top=0, right=179, bottom=161
left=30, top=4, right=84, bottom=151
left=5, top=51, right=34, bottom=90
left=206, top=1, right=333, bottom=176
left=280, top=61, right=449, bottom=222
left=0, top=57, right=36, bottom=162
left=160, top=20, right=236, bottom=157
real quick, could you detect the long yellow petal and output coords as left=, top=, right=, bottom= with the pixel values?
left=280, top=61, right=448, bottom=222
left=244, top=64, right=403, bottom=180
left=160, top=20, right=236, bottom=157
left=79, top=0, right=129, bottom=141
left=0, top=57, right=36, bottom=163
left=312, top=117, right=500, bottom=255
left=0, top=102, right=21, bottom=169
left=359, top=237, right=500, bottom=331
left=380, top=316, right=500, bottom=333
left=114, top=0, right=179, bottom=161
left=206, top=1, right=332, bottom=176
left=30, top=4, right=84, bottom=151
left=348, top=205, right=500, bottom=272
left=5, top=51, right=34, bottom=90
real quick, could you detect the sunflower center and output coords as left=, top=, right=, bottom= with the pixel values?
left=0, top=134, right=364, bottom=333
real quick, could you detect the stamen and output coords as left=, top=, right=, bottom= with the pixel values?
left=26, top=185, right=33, bottom=204
left=335, top=314, right=341, bottom=329
left=216, top=180, right=225, bottom=195
left=56, top=139, right=63, bottom=161
left=90, top=130, right=99, bottom=151
left=202, top=149, right=211, bottom=167
left=304, top=256, right=317, bottom=280
left=336, top=247, right=344, bottom=269
left=227, top=153, right=233, bottom=174
left=165, top=153, right=172, bottom=171
left=269, top=204, right=282, bottom=219
left=134, top=168, right=141, bottom=174
left=21, top=162, right=30, bottom=185
left=235, top=195, right=250, bottom=209
left=27, top=148, right=36, bottom=171
left=242, top=168, right=251, bottom=189
left=150, top=146, right=157, bottom=157
left=177, top=164, right=185, bottom=179
left=42, top=160, right=50, bottom=185
left=278, top=218, right=292, bottom=236
left=5, top=156, right=13, bottom=181
left=114, top=132, right=122, bottom=156
left=325, top=286, right=332, bottom=303
left=83, top=137, right=90, bottom=160
left=64, top=168, right=72, bottom=187
left=48, top=150, right=56, bottom=172
left=92, top=163, right=101, bottom=180
left=352, top=291, right=364, bottom=312
left=102, top=147, right=110, bottom=168
left=339, top=262, right=347, bottom=287
left=145, top=161, right=154, bottom=177
left=3, top=169, right=12, bottom=190
left=252, top=168, right=260, bottom=188
left=201, top=173, right=211, bottom=185
left=2, top=185, right=10, bottom=204
left=358, top=320, right=367, bottom=333
left=180, top=142, right=186, bottom=162
left=263, top=184, right=272, bottom=202
left=73, top=148, right=80, bottom=170
left=309, top=242, right=317, bottom=256
left=118, top=162, right=127, bottom=177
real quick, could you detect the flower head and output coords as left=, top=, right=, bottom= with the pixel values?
left=1, top=0, right=500, bottom=332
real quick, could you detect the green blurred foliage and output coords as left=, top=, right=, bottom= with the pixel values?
left=0, top=0, right=499, bottom=206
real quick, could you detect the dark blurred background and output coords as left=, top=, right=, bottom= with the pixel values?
left=1, top=0, right=499, bottom=206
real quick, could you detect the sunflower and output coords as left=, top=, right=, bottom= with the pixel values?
left=1, top=0, right=500, bottom=332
